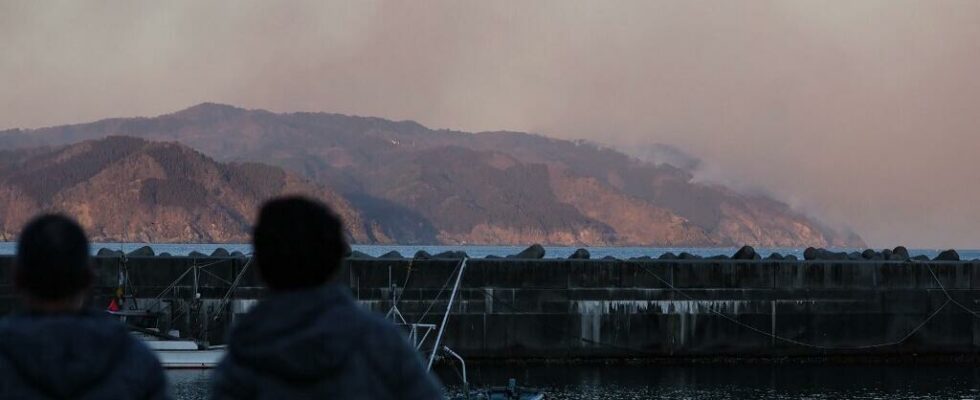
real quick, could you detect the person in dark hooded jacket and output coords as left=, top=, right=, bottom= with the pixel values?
left=211, top=196, right=444, bottom=400
left=0, top=214, right=169, bottom=400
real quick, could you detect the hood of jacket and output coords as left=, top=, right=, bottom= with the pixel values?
left=227, top=284, right=369, bottom=383
left=0, top=309, right=131, bottom=398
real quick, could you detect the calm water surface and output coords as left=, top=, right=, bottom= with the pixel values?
left=0, top=243, right=977, bottom=260
left=169, top=364, right=980, bottom=399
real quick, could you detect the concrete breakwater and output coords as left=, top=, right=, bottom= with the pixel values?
left=2, top=255, right=980, bottom=361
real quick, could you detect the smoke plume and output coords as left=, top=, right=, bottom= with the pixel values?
left=2, top=0, right=979, bottom=247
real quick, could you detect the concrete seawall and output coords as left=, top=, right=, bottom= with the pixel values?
left=2, top=256, right=980, bottom=361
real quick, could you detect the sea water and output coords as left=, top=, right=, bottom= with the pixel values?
left=0, top=242, right=977, bottom=260
left=169, top=364, right=980, bottom=399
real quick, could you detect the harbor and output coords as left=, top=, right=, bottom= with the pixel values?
left=3, top=249, right=980, bottom=363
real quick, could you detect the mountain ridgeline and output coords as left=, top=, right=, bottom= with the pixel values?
left=0, top=104, right=863, bottom=247
left=0, top=137, right=367, bottom=242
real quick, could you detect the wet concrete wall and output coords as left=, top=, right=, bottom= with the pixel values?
left=2, top=256, right=979, bottom=360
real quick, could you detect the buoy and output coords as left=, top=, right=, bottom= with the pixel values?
left=107, top=298, right=121, bottom=312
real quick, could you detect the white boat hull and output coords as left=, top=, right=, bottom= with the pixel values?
left=139, top=338, right=226, bottom=369
left=154, top=348, right=225, bottom=369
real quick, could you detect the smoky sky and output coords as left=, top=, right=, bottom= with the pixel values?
left=2, top=1, right=979, bottom=247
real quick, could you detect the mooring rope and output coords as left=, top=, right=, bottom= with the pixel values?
left=923, top=263, right=980, bottom=319
left=144, top=266, right=195, bottom=313
left=197, top=268, right=233, bottom=286
left=141, top=257, right=241, bottom=313
left=633, top=261, right=967, bottom=350
left=211, top=255, right=254, bottom=322
left=390, top=261, right=415, bottom=309
left=416, top=259, right=465, bottom=324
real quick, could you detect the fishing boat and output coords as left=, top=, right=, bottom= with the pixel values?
left=115, top=310, right=226, bottom=368
left=108, top=257, right=248, bottom=369
left=113, top=254, right=544, bottom=397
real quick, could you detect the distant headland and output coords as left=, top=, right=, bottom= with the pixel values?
left=0, top=104, right=863, bottom=248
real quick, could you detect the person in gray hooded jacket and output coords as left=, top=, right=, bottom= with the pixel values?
left=0, top=214, right=169, bottom=400
left=211, top=196, right=444, bottom=400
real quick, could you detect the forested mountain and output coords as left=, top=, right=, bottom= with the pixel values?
left=0, top=104, right=864, bottom=246
left=0, top=137, right=369, bottom=243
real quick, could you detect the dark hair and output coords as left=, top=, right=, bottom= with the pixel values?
left=15, top=214, right=93, bottom=300
left=253, top=196, right=348, bottom=291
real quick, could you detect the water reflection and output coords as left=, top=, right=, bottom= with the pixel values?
left=168, top=370, right=211, bottom=400
left=170, top=364, right=980, bottom=399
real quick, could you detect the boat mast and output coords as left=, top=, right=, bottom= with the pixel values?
left=426, top=257, right=468, bottom=371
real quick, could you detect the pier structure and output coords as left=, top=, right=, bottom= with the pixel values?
left=2, top=256, right=980, bottom=361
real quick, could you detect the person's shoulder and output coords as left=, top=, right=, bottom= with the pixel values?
left=0, top=315, right=14, bottom=334
left=120, top=332, right=163, bottom=366
left=126, top=334, right=159, bottom=355
left=0, top=312, right=99, bottom=346
left=112, top=334, right=168, bottom=399
left=0, top=317, right=11, bottom=356
left=0, top=312, right=29, bottom=331
left=350, top=306, right=444, bottom=397
left=115, top=331, right=167, bottom=396
left=87, top=312, right=164, bottom=371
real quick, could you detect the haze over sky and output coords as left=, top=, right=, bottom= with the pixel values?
left=2, top=1, right=979, bottom=248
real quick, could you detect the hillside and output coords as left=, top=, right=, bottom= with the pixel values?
left=0, top=137, right=369, bottom=243
left=0, top=104, right=864, bottom=247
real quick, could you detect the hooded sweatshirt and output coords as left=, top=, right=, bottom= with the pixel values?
left=211, top=284, right=444, bottom=400
left=0, top=309, right=169, bottom=400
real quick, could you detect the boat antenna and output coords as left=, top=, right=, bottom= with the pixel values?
left=426, top=257, right=468, bottom=371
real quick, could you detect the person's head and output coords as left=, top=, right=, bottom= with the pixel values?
left=253, top=196, right=348, bottom=291
left=14, top=214, right=92, bottom=311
